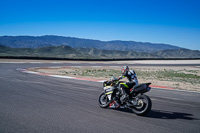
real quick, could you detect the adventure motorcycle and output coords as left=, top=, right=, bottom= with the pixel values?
left=98, top=78, right=152, bottom=116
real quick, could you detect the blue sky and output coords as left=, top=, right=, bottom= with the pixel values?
left=0, top=0, right=200, bottom=50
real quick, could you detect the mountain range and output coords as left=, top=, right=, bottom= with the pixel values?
left=0, top=35, right=200, bottom=59
left=1, top=44, right=200, bottom=59
left=0, top=35, right=181, bottom=52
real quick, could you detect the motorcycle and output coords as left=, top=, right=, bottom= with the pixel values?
left=98, top=78, right=152, bottom=116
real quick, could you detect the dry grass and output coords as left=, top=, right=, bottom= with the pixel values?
left=29, top=66, right=200, bottom=92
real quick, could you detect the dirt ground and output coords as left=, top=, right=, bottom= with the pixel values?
left=28, top=65, right=200, bottom=92
left=1, top=59, right=200, bottom=91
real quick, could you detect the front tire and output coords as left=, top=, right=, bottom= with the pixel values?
left=98, top=92, right=111, bottom=108
left=132, top=94, right=152, bottom=116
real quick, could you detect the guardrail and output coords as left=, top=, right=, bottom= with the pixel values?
left=1, top=56, right=200, bottom=61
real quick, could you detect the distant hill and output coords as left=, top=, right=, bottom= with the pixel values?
left=156, top=49, right=200, bottom=58
left=0, top=45, right=83, bottom=58
left=1, top=45, right=200, bottom=59
left=0, top=35, right=182, bottom=52
left=1, top=35, right=199, bottom=59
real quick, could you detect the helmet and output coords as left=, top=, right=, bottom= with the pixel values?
left=110, top=76, right=117, bottom=81
left=121, top=66, right=129, bottom=75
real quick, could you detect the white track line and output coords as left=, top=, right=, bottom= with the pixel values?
left=17, top=67, right=200, bottom=94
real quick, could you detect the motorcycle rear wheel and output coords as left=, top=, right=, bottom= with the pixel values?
left=98, top=92, right=111, bottom=108
left=131, top=94, right=152, bottom=116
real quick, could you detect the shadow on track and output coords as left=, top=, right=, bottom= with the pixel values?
left=113, top=108, right=198, bottom=120
left=146, top=110, right=198, bottom=120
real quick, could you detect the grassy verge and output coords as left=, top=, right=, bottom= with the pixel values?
left=29, top=66, right=200, bottom=91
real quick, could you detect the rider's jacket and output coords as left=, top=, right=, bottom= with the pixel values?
left=119, top=70, right=138, bottom=85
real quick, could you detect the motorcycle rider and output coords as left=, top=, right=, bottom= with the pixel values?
left=118, top=66, right=138, bottom=104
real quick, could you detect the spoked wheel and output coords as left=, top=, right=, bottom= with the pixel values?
left=98, top=92, right=111, bottom=108
left=132, top=94, right=152, bottom=116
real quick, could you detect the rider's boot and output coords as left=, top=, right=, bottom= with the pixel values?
left=109, top=101, right=120, bottom=108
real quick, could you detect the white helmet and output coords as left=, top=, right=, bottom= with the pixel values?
left=121, top=66, right=129, bottom=75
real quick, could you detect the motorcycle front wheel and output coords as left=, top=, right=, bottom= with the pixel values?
left=131, top=94, right=152, bottom=116
left=98, top=92, right=111, bottom=108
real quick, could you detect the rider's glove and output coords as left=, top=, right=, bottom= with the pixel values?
left=118, top=76, right=123, bottom=80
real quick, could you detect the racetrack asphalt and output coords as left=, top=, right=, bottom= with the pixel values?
left=0, top=62, right=200, bottom=133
